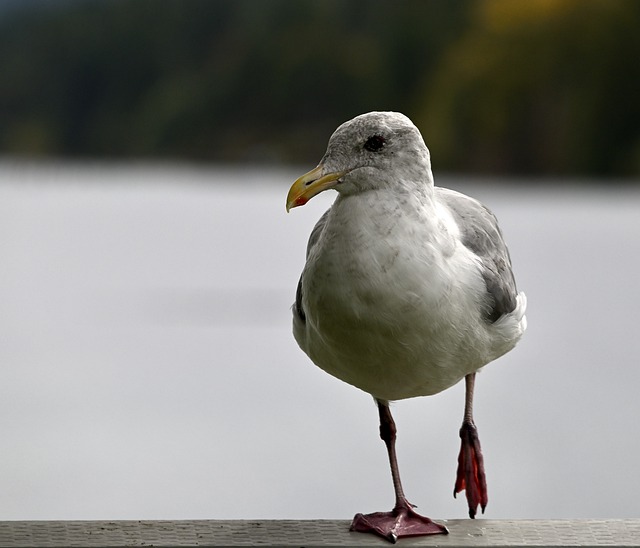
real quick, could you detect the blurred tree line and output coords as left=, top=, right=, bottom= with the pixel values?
left=0, top=0, right=638, bottom=177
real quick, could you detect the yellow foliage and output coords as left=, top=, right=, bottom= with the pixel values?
left=482, top=0, right=621, bottom=30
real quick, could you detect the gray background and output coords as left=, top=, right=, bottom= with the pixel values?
left=1, top=163, right=638, bottom=521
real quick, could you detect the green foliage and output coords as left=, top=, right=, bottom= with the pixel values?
left=419, top=0, right=640, bottom=176
left=0, top=0, right=638, bottom=176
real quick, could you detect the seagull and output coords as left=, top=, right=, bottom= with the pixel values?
left=286, top=112, right=527, bottom=543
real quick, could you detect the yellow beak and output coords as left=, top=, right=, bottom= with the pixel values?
left=286, top=165, right=349, bottom=212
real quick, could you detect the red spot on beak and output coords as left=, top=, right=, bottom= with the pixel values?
left=294, top=196, right=308, bottom=207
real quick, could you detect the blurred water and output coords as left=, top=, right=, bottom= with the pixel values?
left=1, top=162, right=639, bottom=521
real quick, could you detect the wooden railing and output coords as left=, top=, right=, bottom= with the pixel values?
left=0, top=519, right=638, bottom=546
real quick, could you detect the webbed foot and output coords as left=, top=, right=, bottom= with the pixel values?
left=454, top=419, right=488, bottom=518
left=351, top=500, right=448, bottom=543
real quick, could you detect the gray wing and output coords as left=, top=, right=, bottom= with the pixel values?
left=436, top=187, right=518, bottom=323
left=295, top=208, right=331, bottom=323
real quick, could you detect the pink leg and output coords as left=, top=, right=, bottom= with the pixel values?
left=453, top=373, right=488, bottom=518
left=350, top=400, right=448, bottom=543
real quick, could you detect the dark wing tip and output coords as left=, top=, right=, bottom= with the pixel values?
left=295, top=276, right=306, bottom=324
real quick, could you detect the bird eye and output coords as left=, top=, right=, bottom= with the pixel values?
left=364, top=135, right=386, bottom=152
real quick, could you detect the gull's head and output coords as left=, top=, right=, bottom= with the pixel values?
left=286, top=111, right=433, bottom=211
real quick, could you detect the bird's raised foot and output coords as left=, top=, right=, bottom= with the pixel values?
left=350, top=503, right=448, bottom=544
left=454, top=419, right=488, bottom=518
